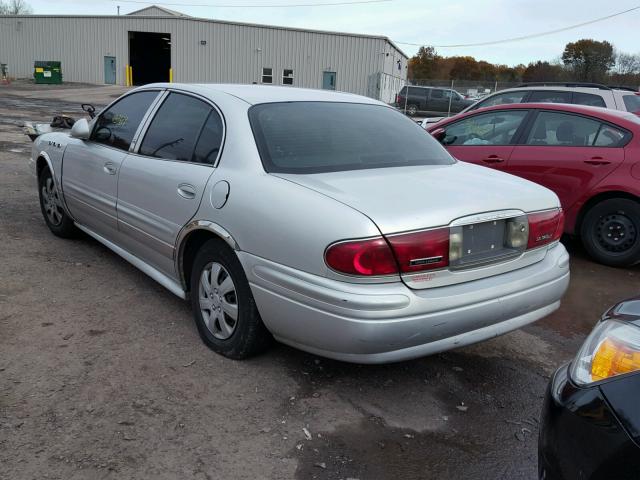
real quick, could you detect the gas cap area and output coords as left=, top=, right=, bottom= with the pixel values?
left=210, top=181, right=230, bottom=209
left=631, top=162, right=640, bottom=180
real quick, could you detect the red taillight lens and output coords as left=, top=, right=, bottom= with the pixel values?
left=527, top=209, right=564, bottom=249
left=325, top=237, right=398, bottom=276
left=386, top=227, right=450, bottom=273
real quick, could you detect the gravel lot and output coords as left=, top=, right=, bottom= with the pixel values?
left=1, top=83, right=638, bottom=480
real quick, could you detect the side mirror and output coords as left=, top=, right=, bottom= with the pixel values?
left=70, top=118, right=90, bottom=140
left=430, top=127, right=446, bottom=142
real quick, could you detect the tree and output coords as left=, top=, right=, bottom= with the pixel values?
left=408, top=46, right=439, bottom=81
left=449, top=56, right=480, bottom=80
left=0, top=0, right=33, bottom=14
left=562, top=39, right=615, bottom=82
left=522, top=61, right=566, bottom=82
left=615, top=52, right=640, bottom=75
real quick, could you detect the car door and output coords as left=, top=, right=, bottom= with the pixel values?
left=427, top=88, right=450, bottom=114
left=61, top=90, right=160, bottom=237
left=438, top=109, right=531, bottom=172
left=507, top=110, right=627, bottom=211
left=116, top=91, right=225, bottom=276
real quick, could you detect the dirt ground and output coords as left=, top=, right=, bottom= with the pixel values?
left=1, top=82, right=638, bottom=480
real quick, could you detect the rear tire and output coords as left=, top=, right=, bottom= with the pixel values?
left=38, top=168, right=77, bottom=238
left=580, top=198, right=640, bottom=267
left=190, top=238, right=271, bottom=359
left=406, top=104, right=418, bottom=116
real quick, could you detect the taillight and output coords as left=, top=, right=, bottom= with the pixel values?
left=527, top=209, right=564, bottom=249
left=325, top=237, right=398, bottom=276
left=386, top=228, right=450, bottom=273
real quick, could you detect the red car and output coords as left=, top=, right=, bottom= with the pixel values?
left=427, top=102, right=640, bottom=267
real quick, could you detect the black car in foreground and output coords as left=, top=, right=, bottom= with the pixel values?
left=539, top=297, right=640, bottom=480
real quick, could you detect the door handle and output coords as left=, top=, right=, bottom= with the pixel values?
left=103, top=162, right=117, bottom=175
left=177, top=183, right=196, bottom=199
left=584, top=157, right=611, bottom=166
left=481, top=155, right=504, bottom=164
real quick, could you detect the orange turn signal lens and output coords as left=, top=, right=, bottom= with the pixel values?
left=591, top=337, right=640, bottom=381
left=571, top=320, right=640, bottom=385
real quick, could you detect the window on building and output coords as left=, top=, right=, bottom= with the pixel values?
left=262, top=68, right=273, bottom=84
left=283, top=69, right=294, bottom=86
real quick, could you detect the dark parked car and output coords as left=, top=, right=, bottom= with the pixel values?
left=427, top=102, right=640, bottom=267
left=539, top=297, right=640, bottom=480
left=396, top=86, right=474, bottom=116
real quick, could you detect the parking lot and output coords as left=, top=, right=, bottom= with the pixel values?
left=0, top=83, right=638, bottom=480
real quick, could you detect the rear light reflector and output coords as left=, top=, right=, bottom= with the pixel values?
left=325, top=237, right=398, bottom=276
left=527, top=209, right=564, bottom=249
left=386, top=228, right=450, bottom=273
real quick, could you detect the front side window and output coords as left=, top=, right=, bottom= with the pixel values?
left=249, top=102, right=454, bottom=174
left=262, top=68, right=272, bottom=84
left=526, top=111, right=601, bottom=146
left=431, top=89, right=445, bottom=99
left=472, top=91, right=527, bottom=110
left=139, top=93, right=212, bottom=161
left=573, top=92, right=606, bottom=108
left=442, top=110, right=528, bottom=146
left=526, top=90, right=572, bottom=104
left=91, top=91, right=158, bottom=151
left=282, top=69, right=294, bottom=86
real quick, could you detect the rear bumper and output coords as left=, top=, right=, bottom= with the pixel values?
left=240, top=243, right=570, bottom=364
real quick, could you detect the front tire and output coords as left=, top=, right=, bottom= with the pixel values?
left=190, top=239, right=271, bottom=359
left=38, top=168, right=77, bottom=238
left=580, top=198, right=640, bottom=267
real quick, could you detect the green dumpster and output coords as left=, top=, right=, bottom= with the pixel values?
left=34, top=61, right=62, bottom=84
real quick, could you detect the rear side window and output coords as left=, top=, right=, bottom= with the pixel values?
left=249, top=102, right=454, bottom=174
left=526, top=90, right=572, bottom=104
left=594, top=125, right=627, bottom=147
left=91, top=91, right=158, bottom=151
left=192, top=111, right=224, bottom=164
left=472, top=91, right=527, bottom=110
left=526, top=111, right=601, bottom=146
left=573, top=92, right=606, bottom=108
left=623, top=94, right=640, bottom=114
left=442, top=110, right=528, bottom=146
left=408, top=87, right=426, bottom=97
left=139, top=93, right=212, bottom=161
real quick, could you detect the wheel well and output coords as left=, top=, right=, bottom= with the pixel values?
left=575, top=191, right=640, bottom=234
left=181, top=230, right=228, bottom=293
left=36, top=156, right=49, bottom=180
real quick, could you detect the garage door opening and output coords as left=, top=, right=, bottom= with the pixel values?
left=128, top=31, right=171, bottom=85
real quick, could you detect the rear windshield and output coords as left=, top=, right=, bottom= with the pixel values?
left=249, top=102, right=454, bottom=174
left=623, top=94, right=640, bottom=113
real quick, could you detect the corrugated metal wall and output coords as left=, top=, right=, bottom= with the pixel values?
left=0, top=15, right=407, bottom=99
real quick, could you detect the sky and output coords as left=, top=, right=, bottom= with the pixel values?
left=21, top=0, right=640, bottom=65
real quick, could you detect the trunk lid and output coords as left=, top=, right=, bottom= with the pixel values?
left=274, top=162, right=559, bottom=235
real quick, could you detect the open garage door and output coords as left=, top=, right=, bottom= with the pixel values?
left=129, top=31, right=171, bottom=85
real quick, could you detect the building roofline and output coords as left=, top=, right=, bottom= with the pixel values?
left=1, top=13, right=408, bottom=58
left=126, top=5, right=191, bottom=17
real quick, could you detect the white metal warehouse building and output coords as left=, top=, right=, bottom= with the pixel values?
left=0, top=5, right=408, bottom=102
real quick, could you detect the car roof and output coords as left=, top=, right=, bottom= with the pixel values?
left=137, top=83, right=384, bottom=106
left=433, top=102, right=640, bottom=129
left=498, top=85, right=634, bottom=94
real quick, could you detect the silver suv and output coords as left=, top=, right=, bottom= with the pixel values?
left=466, top=82, right=640, bottom=114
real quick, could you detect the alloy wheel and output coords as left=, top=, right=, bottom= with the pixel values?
left=42, top=177, right=63, bottom=226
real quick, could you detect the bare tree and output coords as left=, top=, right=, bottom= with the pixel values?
left=0, top=0, right=33, bottom=14
left=616, top=52, right=640, bottom=75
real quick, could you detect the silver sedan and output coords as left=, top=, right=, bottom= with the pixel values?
left=31, top=84, right=570, bottom=363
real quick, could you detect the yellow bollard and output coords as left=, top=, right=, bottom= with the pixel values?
left=169, top=68, right=173, bottom=83
left=128, top=65, right=133, bottom=86
left=125, top=64, right=129, bottom=86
